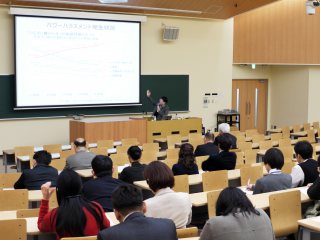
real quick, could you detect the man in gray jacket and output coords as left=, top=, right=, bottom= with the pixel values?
left=247, top=148, right=292, bottom=194
left=146, top=90, right=170, bottom=120
left=65, top=138, right=95, bottom=170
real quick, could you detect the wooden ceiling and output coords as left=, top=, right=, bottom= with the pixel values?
left=0, top=0, right=280, bottom=19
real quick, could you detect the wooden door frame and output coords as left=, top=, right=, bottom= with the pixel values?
left=232, top=79, right=268, bottom=133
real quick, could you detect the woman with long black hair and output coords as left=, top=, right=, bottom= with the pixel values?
left=172, top=143, right=199, bottom=175
left=38, top=169, right=110, bottom=239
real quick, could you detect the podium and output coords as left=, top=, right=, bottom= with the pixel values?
left=69, top=117, right=202, bottom=144
left=69, top=118, right=147, bottom=144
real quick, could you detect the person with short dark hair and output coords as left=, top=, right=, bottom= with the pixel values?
left=14, top=150, right=58, bottom=190
left=214, top=123, right=237, bottom=149
left=82, top=155, right=124, bottom=212
left=194, top=132, right=219, bottom=157
left=97, top=185, right=177, bottom=240
left=119, top=146, right=146, bottom=184
left=307, top=155, right=320, bottom=200
left=38, top=169, right=110, bottom=239
left=146, top=90, right=170, bottom=120
left=172, top=143, right=199, bottom=176
left=247, top=148, right=292, bottom=194
left=291, top=141, right=318, bottom=187
left=65, top=138, right=96, bottom=170
left=143, top=161, right=192, bottom=228
left=202, top=134, right=237, bottom=171
left=200, top=187, right=275, bottom=240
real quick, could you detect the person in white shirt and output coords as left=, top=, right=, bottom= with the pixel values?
left=143, top=161, right=192, bottom=228
left=290, top=141, right=318, bottom=187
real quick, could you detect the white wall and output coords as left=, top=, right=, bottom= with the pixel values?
left=308, top=66, right=320, bottom=123
left=0, top=7, right=234, bottom=151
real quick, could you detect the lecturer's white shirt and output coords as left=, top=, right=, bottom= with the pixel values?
left=144, top=187, right=192, bottom=228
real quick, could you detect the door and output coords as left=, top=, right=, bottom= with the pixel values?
left=232, top=79, right=268, bottom=134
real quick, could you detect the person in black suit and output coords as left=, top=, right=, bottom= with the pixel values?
left=307, top=155, right=320, bottom=200
left=14, top=150, right=58, bottom=190
left=194, top=132, right=219, bottom=157
left=202, top=134, right=237, bottom=171
left=119, top=146, right=146, bottom=184
left=82, top=155, right=124, bottom=212
left=214, top=123, right=237, bottom=149
left=97, top=185, right=177, bottom=240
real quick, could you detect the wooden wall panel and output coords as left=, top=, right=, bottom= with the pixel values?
left=234, top=0, right=320, bottom=64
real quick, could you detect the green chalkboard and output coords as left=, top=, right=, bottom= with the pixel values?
left=0, top=75, right=189, bottom=119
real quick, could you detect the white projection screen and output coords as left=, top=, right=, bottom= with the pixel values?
left=15, top=15, right=141, bottom=109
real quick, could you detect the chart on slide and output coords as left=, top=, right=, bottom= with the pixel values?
left=15, top=16, right=140, bottom=107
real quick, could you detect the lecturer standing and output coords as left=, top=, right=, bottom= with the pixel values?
left=146, top=90, right=170, bottom=120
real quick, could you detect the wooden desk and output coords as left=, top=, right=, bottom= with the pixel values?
left=154, top=136, right=189, bottom=144
left=190, top=187, right=310, bottom=208
left=0, top=211, right=118, bottom=235
left=291, top=129, right=318, bottom=139
left=298, top=216, right=320, bottom=240
left=148, top=118, right=202, bottom=143
left=70, top=118, right=147, bottom=144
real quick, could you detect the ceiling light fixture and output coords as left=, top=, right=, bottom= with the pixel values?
left=16, top=0, right=202, bottom=14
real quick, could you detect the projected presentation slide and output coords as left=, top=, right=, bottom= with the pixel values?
left=15, top=15, right=140, bottom=108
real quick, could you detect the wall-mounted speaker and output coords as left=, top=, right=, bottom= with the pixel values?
left=163, top=26, right=179, bottom=41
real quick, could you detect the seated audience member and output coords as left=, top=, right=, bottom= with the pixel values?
left=14, top=150, right=58, bottom=190
left=82, top=155, right=124, bottom=212
left=119, top=146, right=146, bottom=184
left=98, top=185, right=177, bottom=240
left=172, top=143, right=199, bottom=176
left=214, top=123, right=237, bottom=149
left=194, top=132, right=219, bottom=157
left=38, top=169, right=110, bottom=239
left=144, top=161, right=192, bottom=228
left=291, top=141, right=318, bottom=187
left=307, top=155, right=320, bottom=200
left=202, top=134, right=237, bottom=171
left=200, top=187, right=275, bottom=240
left=65, top=138, right=95, bottom=170
left=247, top=148, right=292, bottom=194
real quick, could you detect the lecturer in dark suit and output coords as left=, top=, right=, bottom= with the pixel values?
left=146, top=90, right=170, bottom=120
left=194, top=132, right=219, bottom=157
left=82, top=155, right=124, bottom=212
left=14, top=150, right=58, bottom=190
left=202, top=134, right=237, bottom=171
left=98, top=185, right=177, bottom=240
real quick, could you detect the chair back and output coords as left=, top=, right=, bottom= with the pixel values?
left=167, top=135, right=182, bottom=149
left=188, top=133, right=203, bottom=142
left=258, top=141, right=273, bottom=150
left=113, top=164, right=118, bottom=179
left=0, top=219, right=26, bottom=240
left=50, top=158, right=66, bottom=171
left=176, top=227, right=198, bottom=238
left=142, top=143, right=159, bottom=152
left=14, top=146, right=34, bottom=165
left=43, top=144, right=62, bottom=154
left=195, top=156, right=209, bottom=169
left=270, top=133, right=282, bottom=141
left=16, top=208, right=39, bottom=218
left=245, top=129, right=258, bottom=137
left=97, top=140, right=114, bottom=149
left=0, top=173, right=21, bottom=188
left=202, top=170, right=228, bottom=192
left=282, top=162, right=295, bottom=174
left=166, top=148, right=180, bottom=160
left=116, top=145, right=131, bottom=154
left=292, top=125, right=301, bottom=133
left=244, top=149, right=259, bottom=165
left=89, top=147, right=109, bottom=155
left=121, top=138, right=139, bottom=146
left=303, top=123, right=311, bottom=131
left=313, top=122, right=320, bottom=129
left=173, top=175, right=189, bottom=193
left=60, top=150, right=75, bottom=159
left=237, top=142, right=252, bottom=151
left=278, top=146, right=294, bottom=160
left=235, top=152, right=245, bottom=167
left=240, top=165, right=263, bottom=186
left=252, top=134, right=265, bottom=143
left=111, top=153, right=128, bottom=166
left=0, top=189, right=28, bottom=211
left=307, top=129, right=316, bottom=143
left=207, top=190, right=222, bottom=218
left=140, top=151, right=157, bottom=164
left=281, top=126, right=291, bottom=138
left=278, top=138, right=291, bottom=147
left=269, top=190, right=301, bottom=237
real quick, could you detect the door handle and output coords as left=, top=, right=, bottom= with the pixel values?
left=249, top=102, right=251, bottom=115
left=245, top=102, right=248, bottom=115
